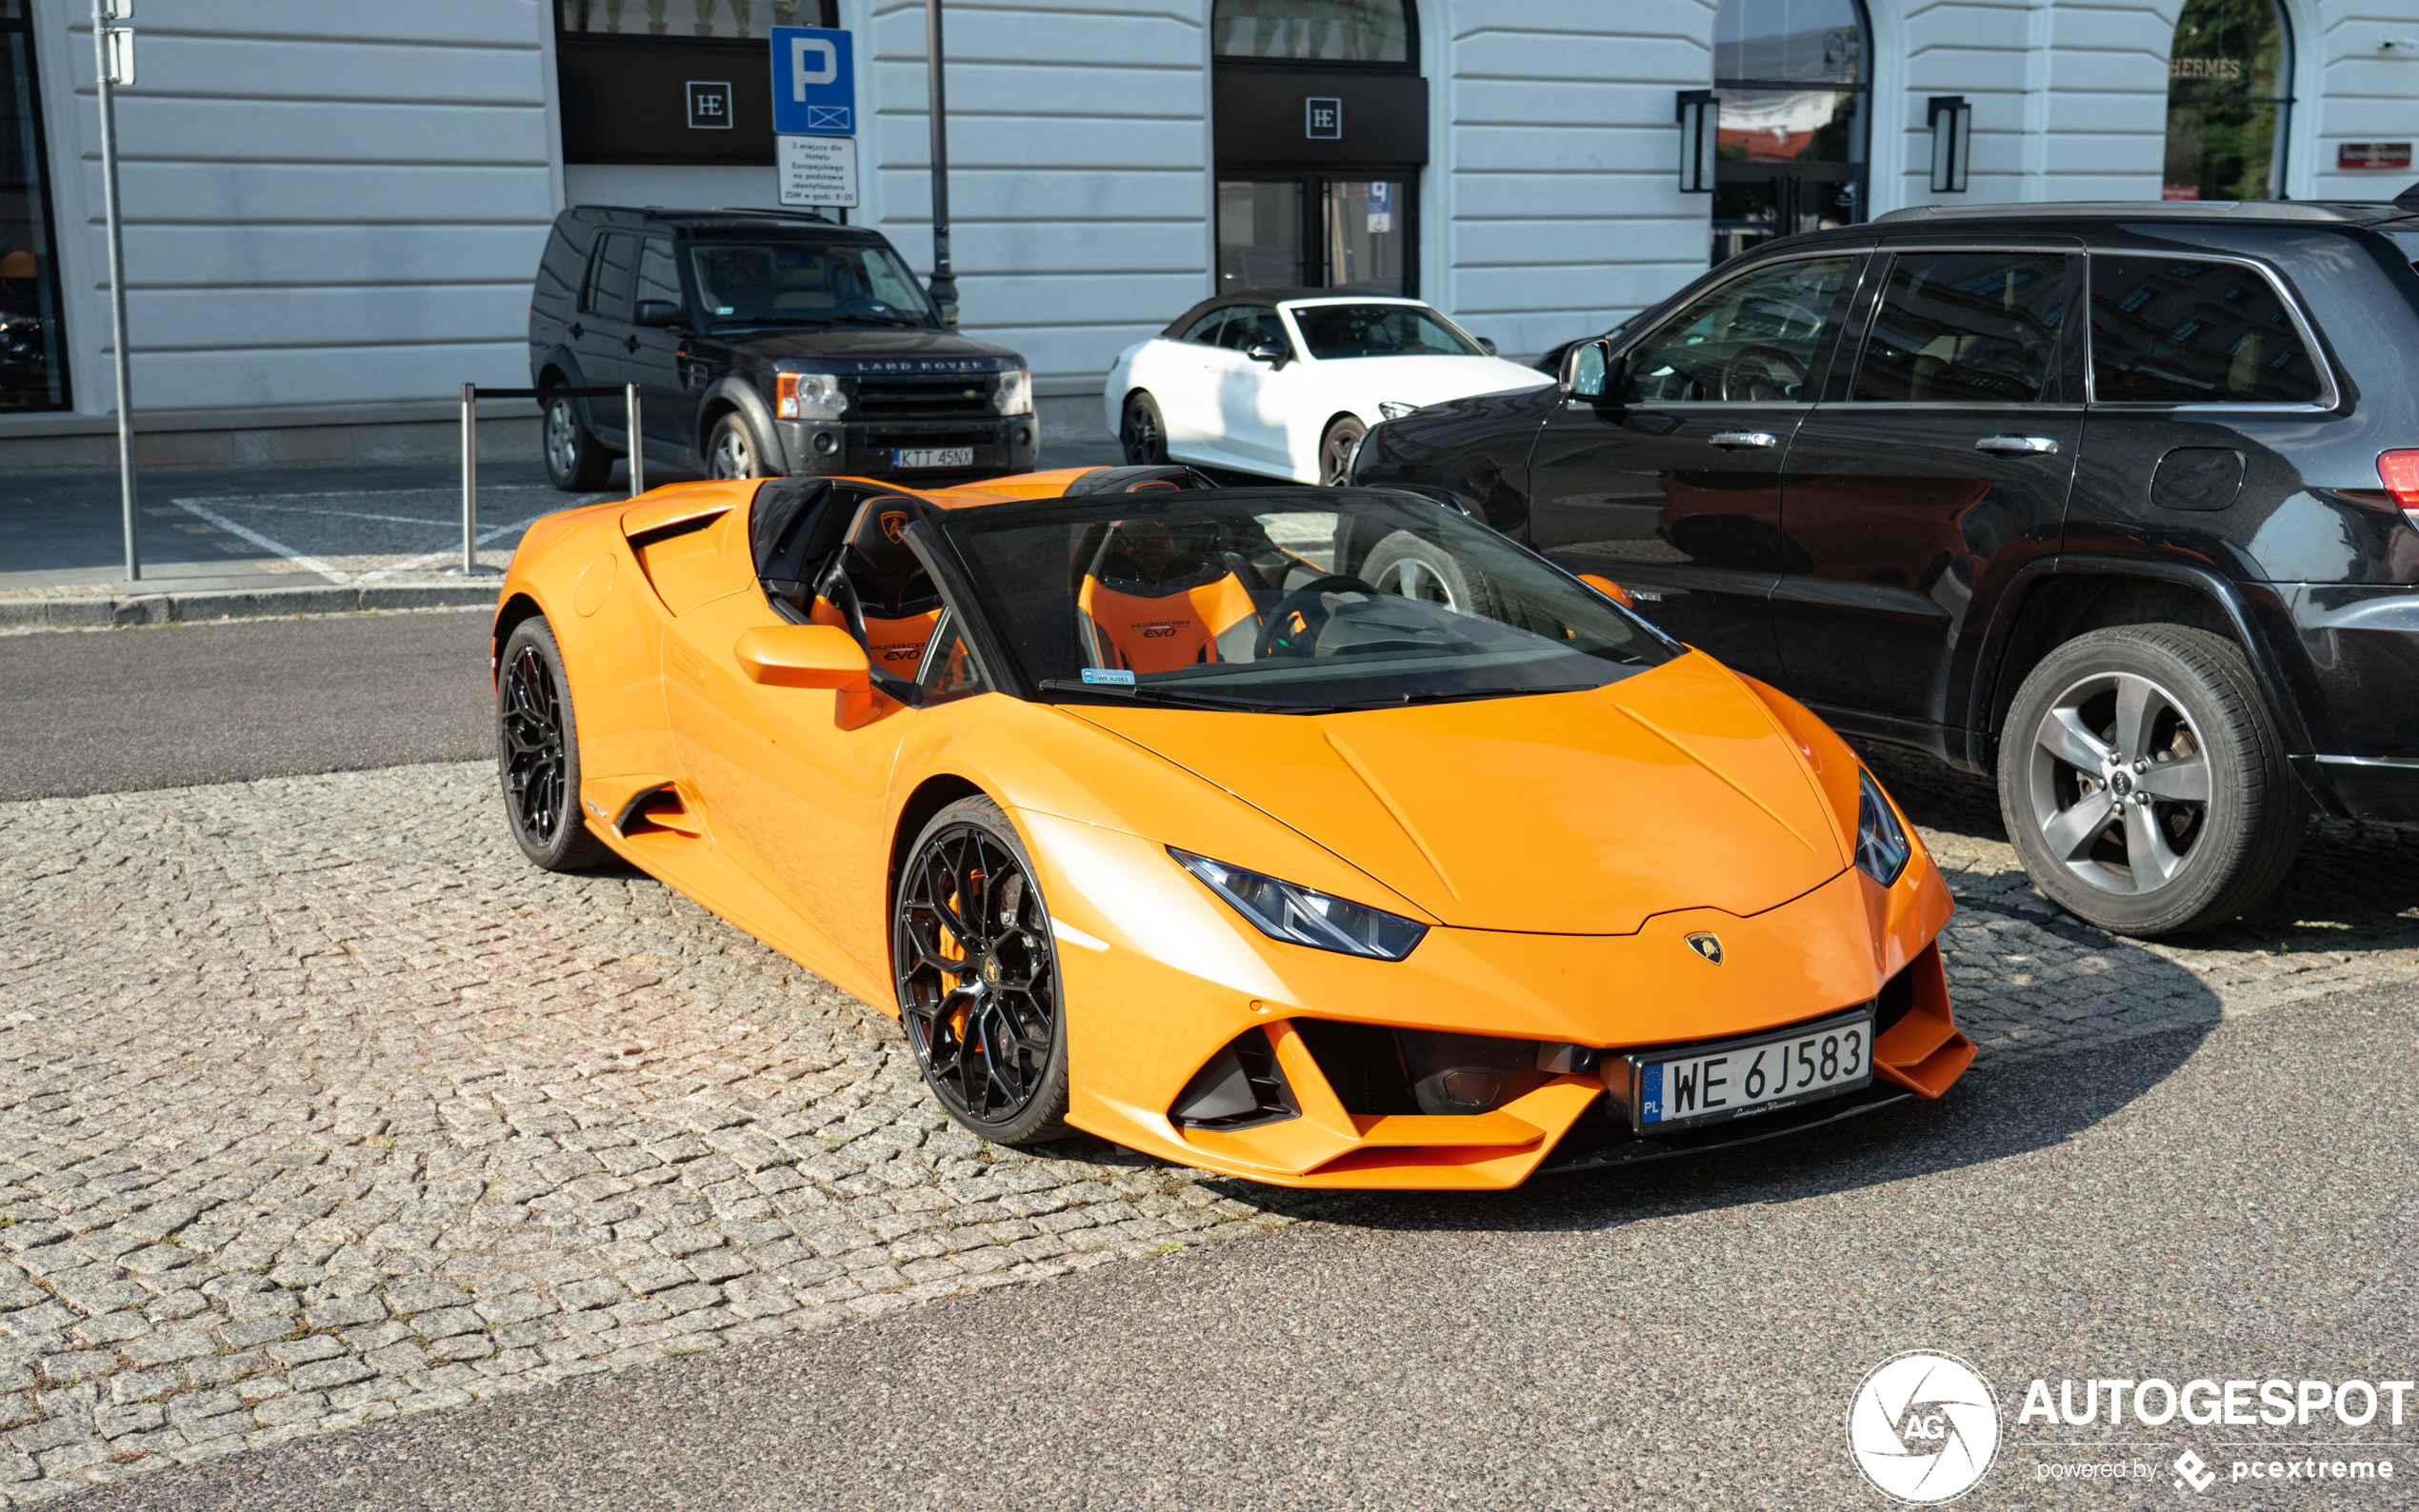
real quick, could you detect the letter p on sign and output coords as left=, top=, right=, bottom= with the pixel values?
left=792, top=37, right=836, bottom=96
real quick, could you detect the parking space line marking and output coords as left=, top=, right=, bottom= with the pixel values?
left=350, top=513, right=557, bottom=584
left=171, top=499, right=347, bottom=583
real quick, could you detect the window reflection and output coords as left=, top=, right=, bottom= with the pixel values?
left=1211, top=0, right=1411, bottom=64
left=0, top=21, right=65, bottom=410
left=1713, top=0, right=1864, bottom=83
left=1709, top=0, right=1869, bottom=266
left=2162, top=0, right=2290, bottom=201
left=557, top=0, right=830, bottom=41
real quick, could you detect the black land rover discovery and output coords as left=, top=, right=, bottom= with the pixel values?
left=529, top=206, right=1037, bottom=491
left=1356, top=195, right=2419, bottom=937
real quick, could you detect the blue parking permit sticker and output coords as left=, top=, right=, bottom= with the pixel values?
left=1081, top=668, right=1136, bottom=686
left=1639, top=1064, right=1662, bottom=1124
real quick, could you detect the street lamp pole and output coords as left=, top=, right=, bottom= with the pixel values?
left=91, top=0, right=138, bottom=582
left=922, top=0, right=957, bottom=328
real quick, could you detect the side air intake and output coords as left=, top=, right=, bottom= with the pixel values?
left=1170, top=1027, right=1297, bottom=1130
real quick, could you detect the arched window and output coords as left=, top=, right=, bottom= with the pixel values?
left=1709, top=0, right=1871, bottom=264
left=2163, top=0, right=2291, bottom=201
left=1211, top=0, right=1412, bottom=67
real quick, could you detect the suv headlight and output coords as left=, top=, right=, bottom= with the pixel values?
left=1855, top=768, right=1912, bottom=886
left=992, top=367, right=1032, bottom=417
left=1170, top=848, right=1427, bottom=961
left=1378, top=400, right=1417, bottom=420
left=776, top=371, right=845, bottom=421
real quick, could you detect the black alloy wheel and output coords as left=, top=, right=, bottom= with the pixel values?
left=1120, top=391, right=1169, bottom=466
left=497, top=618, right=611, bottom=872
left=1319, top=415, right=1367, bottom=486
left=893, top=797, right=1070, bottom=1144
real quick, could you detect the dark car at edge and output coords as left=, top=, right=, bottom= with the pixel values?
left=1355, top=193, right=2419, bottom=937
left=529, top=206, right=1037, bottom=492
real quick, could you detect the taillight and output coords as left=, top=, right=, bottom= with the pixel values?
left=2380, top=450, right=2419, bottom=529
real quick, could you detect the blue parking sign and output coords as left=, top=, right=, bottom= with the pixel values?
left=770, top=26, right=854, bottom=136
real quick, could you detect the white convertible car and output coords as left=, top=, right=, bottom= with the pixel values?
left=1106, top=291, right=1551, bottom=485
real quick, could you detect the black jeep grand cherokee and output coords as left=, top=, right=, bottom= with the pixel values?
left=1356, top=195, right=2419, bottom=937
left=529, top=206, right=1036, bottom=491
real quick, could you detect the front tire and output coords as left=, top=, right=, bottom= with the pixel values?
left=543, top=394, right=613, bottom=492
left=497, top=617, right=613, bottom=872
left=1998, top=625, right=2304, bottom=937
left=707, top=411, right=775, bottom=480
left=1120, top=391, right=1169, bottom=466
left=893, top=797, right=1071, bottom=1144
left=1319, top=415, right=1367, bottom=486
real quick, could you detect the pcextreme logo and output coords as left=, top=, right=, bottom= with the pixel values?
left=1848, top=1350, right=2001, bottom=1503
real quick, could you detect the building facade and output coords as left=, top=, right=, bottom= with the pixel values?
left=2, top=0, right=2411, bottom=465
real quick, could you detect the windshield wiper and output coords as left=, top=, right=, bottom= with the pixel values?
left=828, top=313, right=929, bottom=328
left=1037, top=678, right=1327, bottom=713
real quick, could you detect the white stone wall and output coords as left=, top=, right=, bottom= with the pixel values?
left=15, top=0, right=2408, bottom=438
left=2298, top=0, right=2419, bottom=202
left=1429, top=0, right=1718, bottom=360
left=31, top=0, right=560, bottom=421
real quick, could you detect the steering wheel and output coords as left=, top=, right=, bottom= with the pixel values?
left=1253, top=575, right=1376, bottom=660
left=1719, top=344, right=1808, bottom=402
left=834, top=293, right=894, bottom=320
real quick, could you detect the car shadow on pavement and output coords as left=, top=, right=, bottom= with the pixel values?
left=1208, top=1023, right=2211, bottom=1242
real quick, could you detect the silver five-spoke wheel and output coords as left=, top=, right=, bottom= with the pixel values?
left=2028, top=669, right=2209, bottom=894
left=1997, top=625, right=2304, bottom=937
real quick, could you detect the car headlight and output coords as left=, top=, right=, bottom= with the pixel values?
left=992, top=367, right=1032, bottom=417
left=1377, top=400, right=1417, bottom=421
left=776, top=371, right=845, bottom=421
left=1170, top=848, right=1427, bottom=960
left=1855, top=767, right=1911, bottom=886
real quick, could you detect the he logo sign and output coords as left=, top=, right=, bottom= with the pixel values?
left=1306, top=97, right=1342, bottom=139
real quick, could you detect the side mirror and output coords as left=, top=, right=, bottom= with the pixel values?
left=734, top=625, right=870, bottom=692
left=1578, top=573, right=1635, bottom=609
left=634, top=299, right=683, bottom=328
left=1245, top=341, right=1289, bottom=368
left=1561, top=339, right=1614, bottom=400
left=1475, top=336, right=1498, bottom=355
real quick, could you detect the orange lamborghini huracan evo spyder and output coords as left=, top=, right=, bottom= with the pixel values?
left=490, top=465, right=1973, bottom=1190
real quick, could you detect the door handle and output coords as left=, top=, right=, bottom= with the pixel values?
left=568, top=322, right=583, bottom=340
left=625, top=334, right=641, bottom=354
left=1709, top=431, right=1779, bottom=450
left=1975, top=434, right=2059, bottom=455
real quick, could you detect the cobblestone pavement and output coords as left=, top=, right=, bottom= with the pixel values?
left=2, top=752, right=2415, bottom=1501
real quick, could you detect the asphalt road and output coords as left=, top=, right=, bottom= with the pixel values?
left=0, top=609, right=494, bottom=800
left=67, top=989, right=2418, bottom=1511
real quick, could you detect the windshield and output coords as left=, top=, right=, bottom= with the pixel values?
left=688, top=239, right=938, bottom=328
left=1289, top=304, right=1483, bottom=361
left=930, top=490, right=1676, bottom=712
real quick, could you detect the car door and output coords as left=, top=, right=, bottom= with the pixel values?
left=661, top=587, right=916, bottom=976
left=1525, top=252, right=1862, bottom=680
left=574, top=231, right=641, bottom=438
left=1150, top=309, right=1230, bottom=455
left=630, top=234, right=693, bottom=458
left=1774, top=247, right=2085, bottom=726
left=1195, top=304, right=1291, bottom=472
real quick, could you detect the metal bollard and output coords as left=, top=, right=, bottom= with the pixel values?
left=628, top=382, right=644, bottom=497
left=450, top=382, right=502, bottom=577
